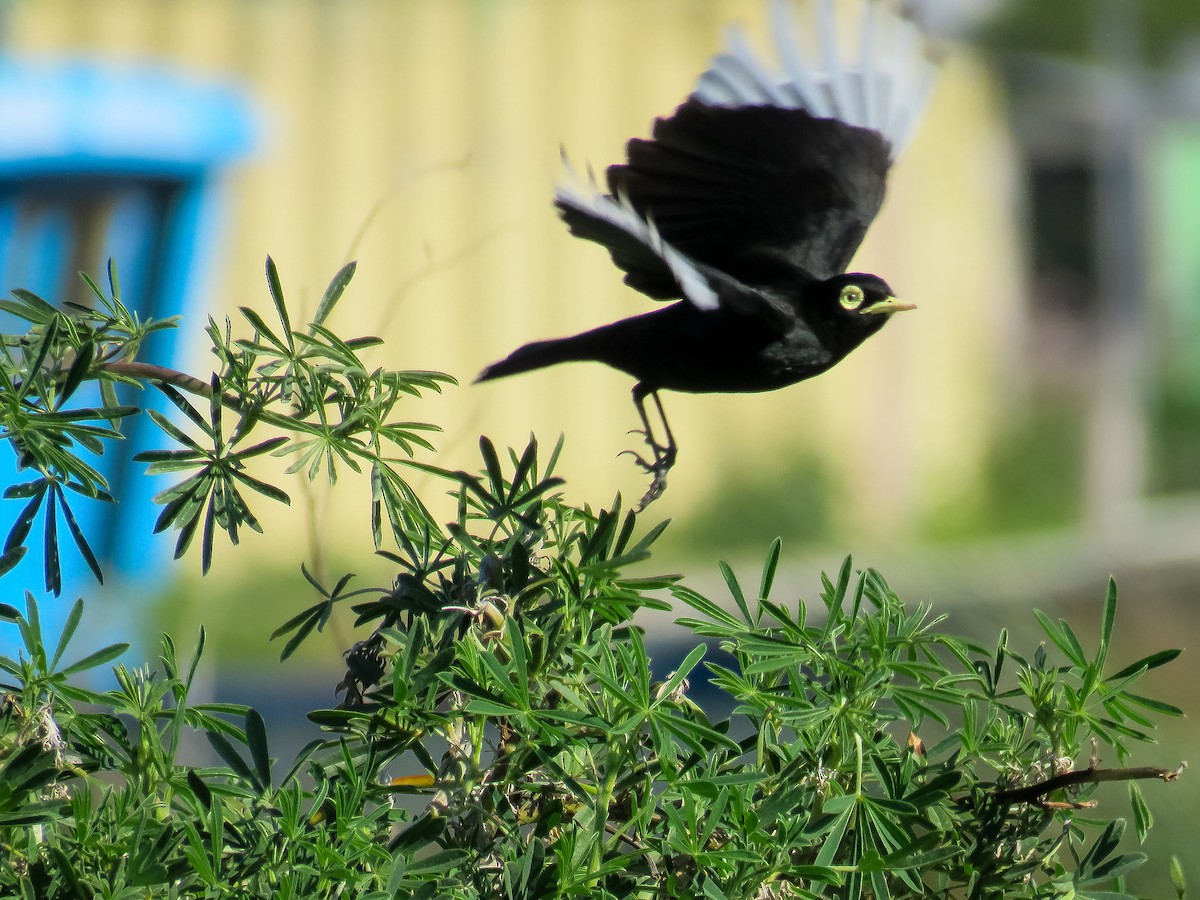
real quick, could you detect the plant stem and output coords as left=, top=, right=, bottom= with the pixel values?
left=994, top=762, right=1187, bottom=805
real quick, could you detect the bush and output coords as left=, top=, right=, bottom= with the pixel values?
left=0, top=262, right=1187, bottom=898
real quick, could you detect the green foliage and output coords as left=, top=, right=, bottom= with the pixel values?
left=0, top=261, right=1187, bottom=897
left=0, top=258, right=452, bottom=589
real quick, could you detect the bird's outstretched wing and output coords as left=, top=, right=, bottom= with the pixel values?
left=555, top=166, right=793, bottom=329
left=556, top=158, right=721, bottom=310
left=612, top=100, right=890, bottom=287
left=557, top=0, right=936, bottom=303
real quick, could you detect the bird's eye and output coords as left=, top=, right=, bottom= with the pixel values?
left=839, top=285, right=865, bottom=309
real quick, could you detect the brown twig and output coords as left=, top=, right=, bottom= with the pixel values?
left=100, top=360, right=284, bottom=425
left=604, top=821, right=659, bottom=880
left=994, top=761, right=1186, bottom=806
left=101, top=360, right=216, bottom=399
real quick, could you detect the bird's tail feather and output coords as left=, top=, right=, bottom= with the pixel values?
left=475, top=336, right=592, bottom=384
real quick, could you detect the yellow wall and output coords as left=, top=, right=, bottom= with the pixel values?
left=7, top=0, right=1024, bottom=575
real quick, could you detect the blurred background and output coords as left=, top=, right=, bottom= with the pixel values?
left=2, top=0, right=1199, bottom=889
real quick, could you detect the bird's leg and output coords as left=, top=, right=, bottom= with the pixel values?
left=645, top=390, right=676, bottom=466
left=619, top=384, right=677, bottom=508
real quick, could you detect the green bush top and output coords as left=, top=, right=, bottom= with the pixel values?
left=0, top=261, right=1187, bottom=898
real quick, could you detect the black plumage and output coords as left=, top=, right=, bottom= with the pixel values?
left=479, top=0, right=935, bottom=506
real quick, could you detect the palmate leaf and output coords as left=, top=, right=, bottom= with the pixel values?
left=452, top=436, right=567, bottom=533
left=138, top=393, right=290, bottom=572
left=53, top=483, right=103, bottom=585
left=0, top=475, right=105, bottom=595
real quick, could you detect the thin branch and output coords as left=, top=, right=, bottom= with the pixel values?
left=100, top=360, right=291, bottom=429
left=102, top=361, right=216, bottom=399
left=604, top=821, right=659, bottom=880
left=994, top=761, right=1186, bottom=805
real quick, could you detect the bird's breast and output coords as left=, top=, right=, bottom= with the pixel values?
left=651, top=320, right=836, bottom=394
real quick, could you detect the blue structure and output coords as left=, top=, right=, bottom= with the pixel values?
left=0, top=56, right=256, bottom=656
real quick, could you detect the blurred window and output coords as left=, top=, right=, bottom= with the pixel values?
left=1026, top=160, right=1098, bottom=320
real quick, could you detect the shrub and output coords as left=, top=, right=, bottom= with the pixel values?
left=0, top=262, right=1187, bottom=898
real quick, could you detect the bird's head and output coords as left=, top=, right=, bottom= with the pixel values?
left=809, top=273, right=916, bottom=346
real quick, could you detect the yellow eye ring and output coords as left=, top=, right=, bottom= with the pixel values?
left=839, top=285, right=865, bottom=309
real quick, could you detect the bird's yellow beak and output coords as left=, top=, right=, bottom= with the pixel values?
left=860, top=295, right=917, bottom=316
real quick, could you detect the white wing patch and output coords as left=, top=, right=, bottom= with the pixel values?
left=556, top=155, right=720, bottom=312
left=693, top=0, right=938, bottom=159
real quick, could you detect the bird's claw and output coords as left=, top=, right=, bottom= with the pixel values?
left=620, top=437, right=676, bottom=510
left=623, top=386, right=678, bottom=508
left=617, top=447, right=655, bottom=471
left=619, top=441, right=675, bottom=473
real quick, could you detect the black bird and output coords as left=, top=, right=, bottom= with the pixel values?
left=479, top=0, right=936, bottom=506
